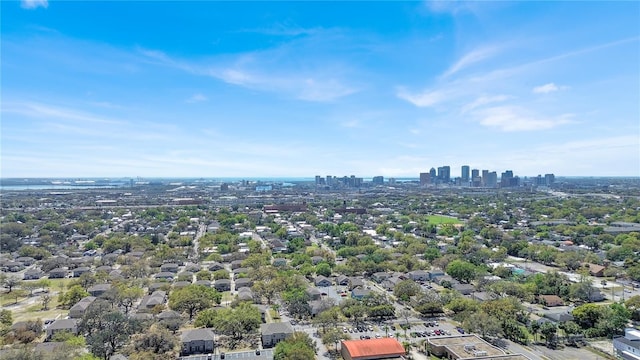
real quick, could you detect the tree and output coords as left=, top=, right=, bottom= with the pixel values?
left=274, top=332, right=316, bottom=360
left=59, top=285, right=90, bottom=308
left=321, top=328, right=348, bottom=353
left=195, top=270, right=212, bottom=281
left=627, top=295, right=640, bottom=320
left=129, top=326, right=179, bottom=358
left=394, top=280, right=420, bottom=301
left=313, top=307, right=342, bottom=333
left=3, top=275, right=21, bottom=293
left=79, top=300, right=140, bottom=360
left=539, top=322, right=557, bottom=347
left=316, top=263, right=332, bottom=277
left=463, top=311, right=502, bottom=338
left=41, top=294, right=52, bottom=310
left=0, top=309, right=12, bottom=328
left=213, top=303, right=262, bottom=341
left=115, top=285, right=144, bottom=315
left=446, top=260, right=477, bottom=283
left=169, top=284, right=220, bottom=320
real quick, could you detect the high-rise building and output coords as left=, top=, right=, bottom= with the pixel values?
left=429, top=167, right=436, bottom=180
left=471, top=169, right=479, bottom=179
left=545, top=173, right=555, bottom=186
left=437, top=166, right=451, bottom=183
left=372, top=176, right=384, bottom=185
left=482, top=170, right=489, bottom=187
left=461, top=166, right=470, bottom=183
left=471, top=169, right=481, bottom=187
left=487, top=172, right=498, bottom=188
left=420, top=172, right=431, bottom=186
left=501, top=170, right=514, bottom=187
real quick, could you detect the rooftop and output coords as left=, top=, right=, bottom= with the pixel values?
left=341, top=338, right=405, bottom=358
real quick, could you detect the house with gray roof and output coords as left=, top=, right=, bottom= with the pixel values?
left=69, top=296, right=96, bottom=318
left=88, top=284, right=112, bottom=297
left=181, top=328, right=216, bottom=355
left=48, top=268, right=67, bottom=279
left=24, top=269, right=44, bottom=280
left=214, top=279, right=231, bottom=292
left=46, top=319, right=78, bottom=339
left=261, top=322, right=294, bottom=348
left=235, top=277, right=253, bottom=289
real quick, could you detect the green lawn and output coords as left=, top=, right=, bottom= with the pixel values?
left=427, top=215, right=462, bottom=225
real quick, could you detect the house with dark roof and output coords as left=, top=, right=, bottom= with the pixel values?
left=155, top=272, right=175, bottom=281
left=72, top=267, right=91, bottom=278
left=24, top=269, right=44, bottom=280
left=88, top=284, right=112, bottom=297
left=336, top=275, right=349, bottom=286
left=181, top=328, right=215, bottom=355
left=214, top=279, right=231, bottom=292
left=69, top=296, right=96, bottom=318
left=348, top=277, right=365, bottom=290
left=235, top=277, right=253, bottom=289
left=160, top=263, right=180, bottom=273
left=48, top=268, right=67, bottom=279
left=314, top=275, right=332, bottom=287
left=408, top=270, right=430, bottom=282
left=260, top=322, right=294, bottom=348
left=208, top=262, right=224, bottom=271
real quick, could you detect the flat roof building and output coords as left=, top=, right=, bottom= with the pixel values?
left=428, top=335, right=531, bottom=360
left=340, top=338, right=405, bottom=360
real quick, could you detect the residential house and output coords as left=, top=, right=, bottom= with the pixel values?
left=23, top=269, right=44, bottom=280
left=540, top=295, right=564, bottom=307
left=351, top=287, right=372, bottom=300
left=306, top=287, right=322, bottom=301
left=348, top=277, right=365, bottom=290
left=208, top=262, right=224, bottom=272
left=69, top=296, right=96, bottom=318
left=235, top=278, right=253, bottom=289
left=155, top=272, right=175, bottom=281
left=381, top=276, right=402, bottom=291
left=272, top=258, right=287, bottom=267
left=230, top=260, right=243, bottom=270
left=181, top=328, right=216, bottom=356
left=158, top=310, right=181, bottom=321
left=237, top=288, right=254, bottom=302
left=336, top=275, right=349, bottom=286
left=72, top=267, right=91, bottom=278
left=214, top=279, right=231, bottom=292
left=48, top=268, right=67, bottom=279
left=314, top=276, right=332, bottom=287
left=88, top=284, right=112, bottom=297
left=194, top=280, right=211, bottom=288
left=160, top=263, right=180, bottom=273
left=46, top=319, right=78, bottom=340
left=138, top=290, right=166, bottom=312
left=408, top=270, right=430, bottom=282
left=372, top=272, right=391, bottom=284
left=585, top=263, right=606, bottom=277
left=16, top=257, right=36, bottom=266
left=260, top=322, right=294, bottom=348
left=453, top=283, right=475, bottom=295
left=311, top=256, right=324, bottom=265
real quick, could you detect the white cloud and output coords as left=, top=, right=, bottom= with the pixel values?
left=442, top=46, right=500, bottom=78
left=396, top=88, right=449, bottom=107
left=475, top=106, right=574, bottom=132
left=532, top=83, right=561, bottom=94
left=186, top=93, right=208, bottom=103
left=461, top=95, right=512, bottom=113
left=21, top=0, right=47, bottom=9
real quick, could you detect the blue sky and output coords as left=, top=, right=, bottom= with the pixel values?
left=2, top=1, right=639, bottom=178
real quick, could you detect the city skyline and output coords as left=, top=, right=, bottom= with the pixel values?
left=2, top=1, right=639, bottom=178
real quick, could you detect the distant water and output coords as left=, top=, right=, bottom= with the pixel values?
left=0, top=185, right=120, bottom=191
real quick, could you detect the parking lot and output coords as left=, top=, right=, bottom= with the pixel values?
left=180, top=349, right=273, bottom=360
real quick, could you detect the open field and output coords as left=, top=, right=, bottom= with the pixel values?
left=3, top=291, right=67, bottom=322
left=427, top=215, right=462, bottom=225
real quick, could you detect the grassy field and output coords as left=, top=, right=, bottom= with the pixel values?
left=427, top=215, right=462, bottom=225
left=3, top=291, right=67, bottom=323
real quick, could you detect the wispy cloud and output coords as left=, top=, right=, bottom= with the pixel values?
left=21, top=0, right=47, bottom=9
left=138, top=37, right=359, bottom=102
left=396, top=87, right=450, bottom=108
left=186, top=93, right=208, bottom=103
left=442, top=46, right=500, bottom=78
left=461, top=95, right=512, bottom=113
left=532, top=82, right=567, bottom=94
left=474, top=106, right=574, bottom=132
left=2, top=102, right=126, bottom=125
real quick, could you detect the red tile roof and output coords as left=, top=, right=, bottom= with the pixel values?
left=341, top=338, right=405, bottom=359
